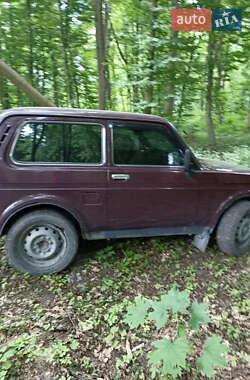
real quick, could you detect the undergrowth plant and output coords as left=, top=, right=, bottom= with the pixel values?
left=125, top=286, right=229, bottom=379
left=0, top=334, right=79, bottom=379
left=194, top=145, right=250, bottom=168
left=0, top=334, right=40, bottom=379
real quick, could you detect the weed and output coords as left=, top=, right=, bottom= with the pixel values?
left=124, top=286, right=229, bottom=379
left=0, top=334, right=40, bottom=379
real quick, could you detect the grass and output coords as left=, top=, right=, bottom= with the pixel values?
left=0, top=236, right=249, bottom=379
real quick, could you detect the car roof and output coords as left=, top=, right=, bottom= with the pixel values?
left=0, top=107, right=169, bottom=124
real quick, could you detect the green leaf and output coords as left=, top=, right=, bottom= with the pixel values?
left=70, top=340, right=79, bottom=350
left=189, top=302, right=210, bottom=331
left=148, top=300, right=169, bottom=329
left=177, top=324, right=187, bottom=338
left=197, top=335, right=229, bottom=377
left=1, top=348, right=16, bottom=361
left=124, top=297, right=151, bottom=329
left=162, top=287, right=190, bottom=314
left=148, top=337, right=192, bottom=379
left=2, top=360, right=12, bottom=369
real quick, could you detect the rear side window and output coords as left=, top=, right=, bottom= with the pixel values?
left=113, top=123, right=184, bottom=166
left=12, top=122, right=103, bottom=164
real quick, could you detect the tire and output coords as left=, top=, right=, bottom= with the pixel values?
left=216, top=201, right=250, bottom=256
left=5, top=209, right=78, bottom=275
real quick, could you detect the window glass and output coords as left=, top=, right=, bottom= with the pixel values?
left=113, top=124, right=184, bottom=166
left=13, top=122, right=102, bottom=164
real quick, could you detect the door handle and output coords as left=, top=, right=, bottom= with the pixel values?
left=111, top=174, right=130, bottom=180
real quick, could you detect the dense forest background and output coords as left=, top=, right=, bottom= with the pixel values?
left=0, top=0, right=250, bottom=156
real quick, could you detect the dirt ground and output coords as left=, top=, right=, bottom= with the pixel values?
left=0, top=236, right=249, bottom=379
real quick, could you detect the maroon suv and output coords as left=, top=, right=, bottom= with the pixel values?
left=0, top=107, right=249, bottom=275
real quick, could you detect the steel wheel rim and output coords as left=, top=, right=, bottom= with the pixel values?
left=23, top=224, right=66, bottom=261
left=235, top=213, right=250, bottom=247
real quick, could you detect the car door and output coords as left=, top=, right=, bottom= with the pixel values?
left=4, top=116, right=108, bottom=234
left=107, top=121, right=200, bottom=232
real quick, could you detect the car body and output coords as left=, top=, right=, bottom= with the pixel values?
left=0, top=107, right=249, bottom=274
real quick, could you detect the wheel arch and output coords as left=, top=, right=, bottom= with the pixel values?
left=213, top=195, right=250, bottom=232
left=1, top=203, right=84, bottom=238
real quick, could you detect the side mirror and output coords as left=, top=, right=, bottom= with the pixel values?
left=184, top=149, right=192, bottom=177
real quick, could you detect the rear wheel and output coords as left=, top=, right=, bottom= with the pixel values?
left=216, top=201, right=250, bottom=256
left=5, top=209, right=78, bottom=275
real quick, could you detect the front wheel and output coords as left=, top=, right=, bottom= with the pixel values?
left=216, top=201, right=250, bottom=256
left=5, top=209, right=78, bottom=275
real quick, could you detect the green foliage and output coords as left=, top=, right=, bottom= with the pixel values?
left=0, top=334, right=40, bottom=379
left=161, top=287, right=190, bottom=314
left=125, top=297, right=151, bottom=329
left=96, top=245, right=116, bottom=263
left=42, top=339, right=78, bottom=366
left=197, top=335, right=229, bottom=377
left=195, top=145, right=250, bottom=168
left=189, top=301, right=210, bottom=331
left=147, top=287, right=189, bottom=329
left=148, top=337, right=192, bottom=379
left=0, top=0, right=249, bottom=152
left=125, top=286, right=228, bottom=379
left=148, top=298, right=169, bottom=329
left=0, top=235, right=248, bottom=378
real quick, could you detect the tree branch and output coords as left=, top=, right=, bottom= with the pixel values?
left=0, top=59, right=55, bottom=107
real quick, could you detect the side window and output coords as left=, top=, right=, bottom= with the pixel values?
left=12, top=122, right=103, bottom=164
left=113, top=123, right=184, bottom=166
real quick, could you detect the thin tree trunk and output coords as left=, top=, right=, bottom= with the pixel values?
left=67, top=25, right=80, bottom=107
left=26, top=0, right=34, bottom=85
left=0, top=40, right=10, bottom=109
left=110, top=21, right=132, bottom=108
left=206, top=33, right=216, bottom=146
left=177, top=49, right=194, bottom=121
left=31, top=125, right=45, bottom=161
left=58, top=0, right=75, bottom=107
left=0, top=59, right=55, bottom=106
left=104, top=2, right=111, bottom=107
left=50, top=51, right=59, bottom=106
left=144, top=0, right=157, bottom=114
left=0, top=75, right=10, bottom=109
left=247, top=88, right=250, bottom=133
left=164, top=29, right=178, bottom=116
left=164, top=0, right=178, bottom=117
left=132, top=21, right=139, bottom=110
left=94, top=0, right=111, bottom=109
left=215, top=34, right=223, bottom=126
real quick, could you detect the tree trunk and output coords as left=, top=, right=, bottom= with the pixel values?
left=144, top=0, right=157, bottom=114
left=58, top=0, right=75, bottom=107
left=110, top=21, right=131, bottom=108
left=0, top=59, right=55, bottom=107
left=0, top=75, right=10, bottom=109
left=132, top=22, right=139, bottom=110
left=94, top=0, right=111, bottom=109
left=177, top=49, right=194, bottom=121
left=215, top=34, right=223, bottom=126
left=206, top=33, right=216, bottom=146
left=50, top=51, right=59, bottom=106
left=26, top=0, right=34, bottom=85
left=164, top=29, right=178, bottom=117
left=0, top=40, right=10, bottom=109
left=164, top=0, right=178, bottom=117
left=247, top=88, right=250, bottom=133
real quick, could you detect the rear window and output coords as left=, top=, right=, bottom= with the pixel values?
left=12, top=122, right=103, bottom=164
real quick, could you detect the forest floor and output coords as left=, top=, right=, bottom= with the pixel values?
left=0, top=235, right=249, bottom=380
